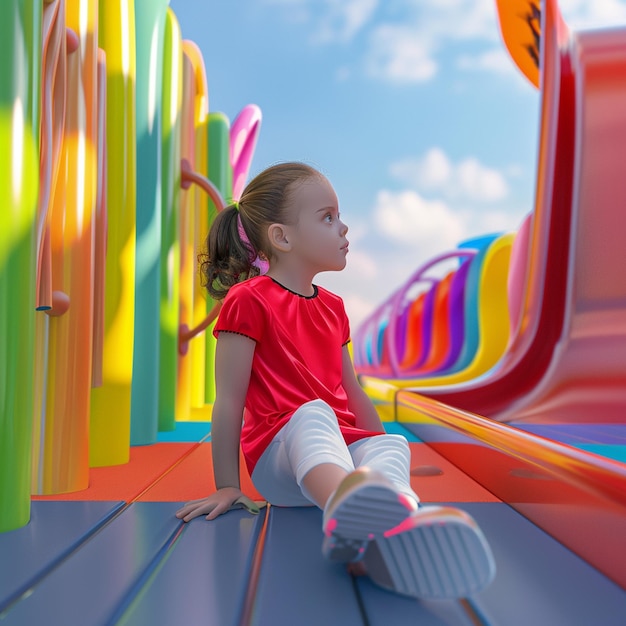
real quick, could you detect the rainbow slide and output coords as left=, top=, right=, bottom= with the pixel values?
left=2, top=1, right=626, bottom=624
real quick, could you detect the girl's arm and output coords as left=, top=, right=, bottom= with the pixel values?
left=176, top=332, right=256, bottom=522
left=341, top=345, right=385, bottom=432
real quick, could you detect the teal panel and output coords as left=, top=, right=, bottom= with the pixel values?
left=131, top=0, right=171, bottom=445
left=575, top=444, right=626, bottom=464
left=155, top=421, right=211, bottom=443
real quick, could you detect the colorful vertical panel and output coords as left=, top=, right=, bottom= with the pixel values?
left=130, top=0, right=170, bottom=445
left=0, top=0, right=42, bottom=530
left=90, top=0, right=137, bottom=466
left=158, top=8, right=182, bottom=432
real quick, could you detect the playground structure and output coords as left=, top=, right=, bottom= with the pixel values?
left=2, top=1, right=626, bottom=625
left=1, top=0, right=261, bottom=530
left=355, top=0, right=626, bottom=426
left=353, top=0, right=626, bottom=596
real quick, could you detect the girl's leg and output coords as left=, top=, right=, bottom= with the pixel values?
left=251, top=399, right=355, bottom=507
left=300, top=464, right=349, bottom=509
left=348, top=435, right=497, bottom=600
left=348, top=434, right=420, bottom=509
left=252, top=400, right=417, bottom=565
left=279, top=399, right=355, bottom=506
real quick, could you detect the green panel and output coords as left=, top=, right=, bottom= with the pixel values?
left=158, top=8, right=181, bottom=432
left=0, top=0, right=41, bottom=531
left=203, top=113, right=232, bottom=404
left=204, top=113, right=233, bottom=404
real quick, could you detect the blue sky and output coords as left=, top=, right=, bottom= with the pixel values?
left=169, top=0, right=626, bottom=329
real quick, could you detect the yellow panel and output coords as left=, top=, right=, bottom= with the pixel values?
left=90, top=0, right=137, bottom=466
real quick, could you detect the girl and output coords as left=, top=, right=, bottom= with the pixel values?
left=175, top=162, right=495, bottom=600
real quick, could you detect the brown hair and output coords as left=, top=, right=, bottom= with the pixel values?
left=200, top=162, right=321, bottom=300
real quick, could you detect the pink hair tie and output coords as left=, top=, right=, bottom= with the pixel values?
left=237, top=212, right=269, bottom=274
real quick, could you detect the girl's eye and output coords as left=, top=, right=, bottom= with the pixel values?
left=325, top=214, right=333, bottom=222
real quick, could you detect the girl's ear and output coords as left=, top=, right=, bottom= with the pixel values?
left=267, top=223, right=291, bottom=252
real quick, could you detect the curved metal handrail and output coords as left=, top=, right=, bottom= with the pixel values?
left=178, top=158, right=227, bottom=355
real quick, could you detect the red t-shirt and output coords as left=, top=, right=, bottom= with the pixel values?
left=213, top=276, right=382, bottom=474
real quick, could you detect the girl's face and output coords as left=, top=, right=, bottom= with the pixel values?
left=284, top=175, right=349, bottom=274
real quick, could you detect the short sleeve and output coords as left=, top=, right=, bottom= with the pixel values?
left=339, top=298, right=350, bottom=346
left=213, top=281, right=266, bottom=342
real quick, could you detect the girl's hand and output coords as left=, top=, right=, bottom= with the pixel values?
left=175, top=487, right=261, bottom=522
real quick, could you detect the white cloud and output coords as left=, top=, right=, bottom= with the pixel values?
left=560, top=0, right=626, bottom=29
left=370, top=187, right=527, bottom=252
left=344, top=248, right=378, bottom=279
left=390, top=148, right=510, bottom=202
left=416, top=0, right=499, bottom=43
left=373, top=189, right=465, bottom=248
left=313, top=0, right=379, bottom=43
left=264, top=0, right=626, bottom=84
left=366, top=25, right=437, bottom=83
left=390, top=148, right=451, bottom=190
left=261, top=0, right=378, bottom=41
left=363, top=0, right=501, bottom=84
left=456, top=158, right=509, bottom=202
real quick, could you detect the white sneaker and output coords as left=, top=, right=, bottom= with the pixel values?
left=321, top=467, right=418, bottom=562
left=364, top=505, right=496, bottom=600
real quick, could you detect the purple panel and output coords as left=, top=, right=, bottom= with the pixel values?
left=394, top=303, right=410, bottom=361
left=512, top=423, right=626, bottom=445
left=438, top=259, right=471, bottom=371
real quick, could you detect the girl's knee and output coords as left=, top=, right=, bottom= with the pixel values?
left=369, top=434, right=411, bottom=463
left=389, top=433, right=410, bottom=451
left=374, top=433, right=410, bottom=451
left=290, top=399, right=338, bottom=429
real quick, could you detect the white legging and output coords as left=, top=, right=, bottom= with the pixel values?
left=251, top=399, right=419, bottom=508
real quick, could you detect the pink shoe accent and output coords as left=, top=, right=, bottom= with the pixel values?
left=325, top=518, right=338, bottom=537
left=398, top=493, right=419, bottom=512
left=384, top=516, right=416, bottom=538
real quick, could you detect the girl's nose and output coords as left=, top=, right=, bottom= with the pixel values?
left=340, top=219, right=348, bottom=235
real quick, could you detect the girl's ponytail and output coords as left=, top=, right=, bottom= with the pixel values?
left=200, top=204, right=260, bottom=300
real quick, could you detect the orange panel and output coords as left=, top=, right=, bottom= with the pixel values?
left=137, top=443, right=262, bottom=502
left=417, top=272, right=453, bottom=373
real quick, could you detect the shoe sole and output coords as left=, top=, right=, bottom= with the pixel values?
left=364, top=508, right=496, bottom=599
left=323, top=483, right=415, bottom=562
